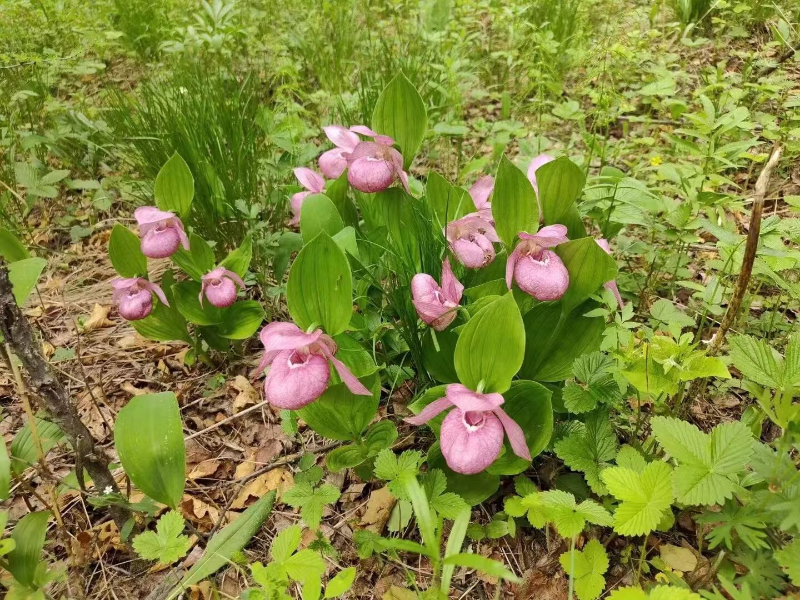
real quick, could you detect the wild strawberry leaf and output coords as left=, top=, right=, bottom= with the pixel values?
left=601, top=461, right=673, bottom=536
left=560, top=539, right=608, bottom=600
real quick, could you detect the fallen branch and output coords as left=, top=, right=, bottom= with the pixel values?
left=0, top=260, right=131, bottom=531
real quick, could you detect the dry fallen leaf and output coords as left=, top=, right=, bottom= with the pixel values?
left=660, top=544, right=697, bottom=573
left=382, top=586, right=418, bottom=600
left=232, top=467, right=294, bottom=509
left=360, top=486, right=397, bottom=534
left=231, top=376, right=260, bottom=412
left=76, top=387, right=112, bottom=441
left=42, top=341, right=55, bottom=359
left=82, top=303, right=112, bottom=333
left=189, top=581, right=215, bottom=600
left=117, top=334, right=138, bottom=348
left=188, top=460, right=221, bottom=480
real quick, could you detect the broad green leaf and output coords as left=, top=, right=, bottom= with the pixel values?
left=537, top=156, right=586, bottom=227
left=325, top=567, right=356, bottom=597
left=422, top=327, right=459, bottom=383
left=378, top=187, right=422, bottom=269
left=454, top=293, right=525, bottom=393
left=332, top=226, right=359, bottom=260
left=560, top=538, right=608, bottom=600
left=372, top=73, right=427, bottom=169
left=167, top=491, right=275, bottom=600
left=114, top=392, right=185, bottom=509
left=519, top=300, right=605, bottom=382
left=131, top=301, right=191, bottom=344
left=298, top=378, right=379, bottom=441
left=487, top=380, right=553, bottom=475
left=132, top=510, right=191, bottom=564
left=7, top=511, right=51, bottom=587
left=0, top=436, right=9, bottom=501
left=155, top=152, right=194, bottom=219
left=287, top=232, right=353, bottom=336
left=427, top=443, right=499, bottom=505
left=215, top=301, right=264, bottom=340
left=443, top=552, right=521, bottom=583
left=326, top=171, right=359, bottom=227
left=556, top=237, right=618, bottom=314
left=441, top=508, right=471, bottom=592
left=173, top=281, right=222, bottom=325
left=10, top=418, right=65, bottom=475
left=729, top=335, right=783, bottom=389
left=492, top=156, right=538, bottom=248
left=426, top=171, right=472, bottom=230
left=8, top=257, right=46, bottom=306
left=651, top=417, right=754, bottom=505
left=108, top=224, right=147, bottom=278
left=171, top=233, right=215, bottom=280
left=364, top=420, right=398, bottom=454
left=301, top=194, right=345, bottom=243
left=0, top=227, right=29, bottom=262
left=325, top=445, right=367, bottom=472
left=219, top=235, right=252, bottom=277
left=271, top=524, right=303, bottom=562
left=554, top=409, right=618, bottom=495
left=601, top=462, right=673, bottom=535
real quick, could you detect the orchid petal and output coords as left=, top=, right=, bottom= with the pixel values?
left=440, top=409, right=504, bottom=475
left=294, top=167, right=325, bottom=193
left=527, top=153, right=555, bottom=195
left=142, top=280, right=169, bottom=306
left=323, top=125, right=360, bottom=151
left=506, top=245, right=522, bottom=290
left=468, top=176, right=494, bottom=210
left=445, top=384, right=504, bottom=413
left=253, top=323, right=324, bottom=377
left=134, top=206, right=176, bottom=232
left=439, top=257, right=463, bottom=304
left=318, top=148, right=349, bottom=179
left=404, top=395, right=453, bottom=426
left=264, top=349, right=330, bottom=410
left=493, top=406, right=531, bottom=461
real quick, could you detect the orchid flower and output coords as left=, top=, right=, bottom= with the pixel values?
left=134, top=206, right=190, bottom=259
left=199, top=267, right=245, bottom=308
left=318, top=126, right=360, bottom=179
left=445, top=215, right=500, bottom=269
left=111, top=277, right=168, bottom=321
left=405, top=384, right=530, bottom=475
left=596, top=239, right=624, bottom=308
left=527, top=153, right=555, bottom=197
left=290, top=168, right=325, bottom=226
left=506, top=225, right=570, bottom=301
left=467, top=175, right=494, bottom=223
left=252, top=322, right=371, bottom=410
left=346, top=126, right=410, bottom=195
left=411, top=258, right=464, bottom=331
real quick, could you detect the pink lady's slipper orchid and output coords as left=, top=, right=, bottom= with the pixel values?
left=252, top=322, right=371, bottom=410
left=411, top=258, right=463, bottom=331
left=467, top=175, right=495, bottom=223
left=406, top=384, right=530, bottom=475
left=346, top=126, right=410, bottom=195
left=596, top=239, right=624, bottom=308
left=290, top=168, right=325, bottom=226
left=527, top=154, right=555, bottom=197
left=111, top=277, right=168, bottom=321
left=134, top=206, right=190, bottom=259
left=506, top=225, right=570, bottom=301
left=318, top=126, right=360, bottom=179
left=445, top=215, right=500, bottom=269
left=199, top=267, right=245, bottom=308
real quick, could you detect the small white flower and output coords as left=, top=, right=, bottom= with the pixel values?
left=103, top=486, right=113, bottom=495
left=179, top=86, right=188, bottom=95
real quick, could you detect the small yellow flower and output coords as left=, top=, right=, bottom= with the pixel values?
left=650, top=155, right=663, bottom=166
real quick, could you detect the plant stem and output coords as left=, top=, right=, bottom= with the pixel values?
left=637, top=534, right=648, bottom=584
left=568, top=535, right=576, bottom=600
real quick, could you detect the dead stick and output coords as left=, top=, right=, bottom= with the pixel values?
left=0, top=261, right=131, bottom=531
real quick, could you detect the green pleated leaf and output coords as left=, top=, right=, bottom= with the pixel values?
left=215, top=301, right=264, bottom=340
left=8, top=257, right=46, bottom=306
left=287, top=232, right=353, bottom=337
left=454, top=293, right=525, bottom=393
left=10, top=418, right=65, bottom=476
left=114, top=392, right=186, bottom=509
left=173, top=281, right=223, bottom=325
left=171, top=233, right=215, bottom=281
left=426, top=171, right=472, bottom=230
left=372, top=73, right=427, bottom=169
left=108, top=224, right=147, bottom=278
left=492, top=156, right=538, bottom=248
left=7, top=511, right=51, bottom=587
left=556, top=237, right=618, bottom=314
left=0, top=435, right=10, bottom=501
left=131, top=301, right=191, bottom=344
left=326, top=171, right=359, bottom=227
left=155, top=152, right=194, bottom=219
left=537, top=156, right=586, bottom=227
left=219, top=235, right=253, bottom=277
left=0, top=226, right=30, bottom=262
left=298, top=376, right=379, bottom=441
left=300, top=194, right=345, bottom=243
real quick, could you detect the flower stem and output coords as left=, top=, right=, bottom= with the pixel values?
left=636, top=534, right=648, bottom=584
left=568, top=535, right=576, bottom=600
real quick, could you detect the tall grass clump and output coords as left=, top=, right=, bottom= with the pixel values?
left=111, top=0, right=174, bottom=58
left=671, top=0, right=715, bottom=25
left=106, top=64, right=267, bottom=252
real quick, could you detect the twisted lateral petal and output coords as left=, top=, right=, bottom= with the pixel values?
left=317, top=344, right=372, bottom=396
left=290, top=191, right=310, bottom=225
left=264, top=349, right=331, bottom=409
left=349, top=125, right=394, bottom=145
left=440, top=409, right=504, bottom=475
left=439, top=257, right=464, bottom=305
left=596, top=238, right=624, bottom=307
left=323, top=125, right=360, bottom=151
left=294, top=167, right=325, bottom=193
left=492, top=406, right=531, bottom=461
left=134, top=206, right=178, bottom=233
left=521, top=224, right=569, bottom=248
left=318, top=148, right=350, bottom=180
left=141, top=280, right=169, bottom=306
left=468, top=176, right=494, bottom=211
left=404, top=395, right=454, bottom=426
left=527, top=153, right=555, bottom=195
left=252, top=322, right=324, bottom=377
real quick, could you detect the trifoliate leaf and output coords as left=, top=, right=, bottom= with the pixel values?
left=650, top=417, right=754, bottom=505
left=560, top=539, right=608, bottom=600
left=696, top=500, right=769, bottom=551
left=421, top=469, right=468, bottom=519
left=271, top=524, right=303, bottom=562
left=775, top=537, right=800, bottom=586
left=541, top=490, right=612, bottom=538
left=132, top=510, right=191, bottom=564
left=284, top=548, right=326, bottom=583
left=373, top=449, right=422, bottom=500
left=283, top=483, right=341, bottom=529
left=649, top=299, right=696, bottom=338
left=601, top=461, right=673, bottom=536
left=608, top=585, right=701, bottom=599
left=554, top=410, right=618, bottom=494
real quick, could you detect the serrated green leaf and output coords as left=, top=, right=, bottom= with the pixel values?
left=554, top=410, right=618, bottom=494
left=560, top=538, right=608, bottom=600
left=601, top=462, right=673, bottom=536
left=325, top=567, right=356, bottom=597
left=729, top=335, right=783, bottom=388
left=540, top=490, right=612, bottom=538
left=285, top=548, right=326, bottom=582
left=775, top=537, right=800, bottom=586
left=132, top=510, right=191, bottom=564
left=271, top=524, right=303, bottom=563
left=283, top=483, right=340, bottom=530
